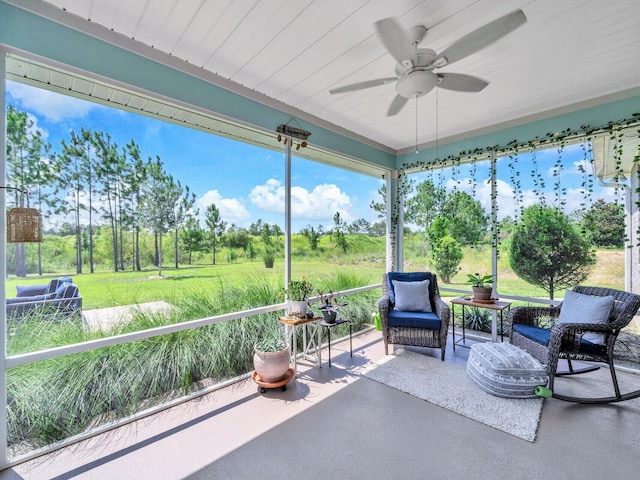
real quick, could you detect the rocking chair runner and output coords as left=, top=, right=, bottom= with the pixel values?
left=509, top=285, right=640, bottom=404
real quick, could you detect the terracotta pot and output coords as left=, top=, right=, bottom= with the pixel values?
left=472, top=286, right=492, bottom=301
left=253, top=346, right=290, bottom=383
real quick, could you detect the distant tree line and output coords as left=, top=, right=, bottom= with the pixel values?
left=7, top=104, right=623, bottom=279
left=6, top=105, right=196, bottom=277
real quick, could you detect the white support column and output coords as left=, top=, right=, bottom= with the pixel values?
left=386, top=170, right=401, bottom=272
left=397, top=173, right=404, bottom=271
left=1, top=49, right=9, bottom=469
left=624, top=160, right=639, bottom=293
left=284, top=139, right=292, bottom=289
left=490, top=150, right=499, bottom=342
left=490, top=149, right=498, bottom=293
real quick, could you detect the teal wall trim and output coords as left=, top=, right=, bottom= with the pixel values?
left=0, top=2, right=395, bottom=170
left=397, top=94, right=640, bottom=168
left=3, top=1, right=639, bottom=174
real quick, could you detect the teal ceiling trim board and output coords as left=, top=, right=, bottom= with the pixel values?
left=0, top=2, right=395, bottom=170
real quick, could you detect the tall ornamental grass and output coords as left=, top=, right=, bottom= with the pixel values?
left=6, top=275, right=378, bottom=453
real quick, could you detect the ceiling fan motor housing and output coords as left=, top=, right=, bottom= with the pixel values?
left=396, top=70, right=437, bottom=98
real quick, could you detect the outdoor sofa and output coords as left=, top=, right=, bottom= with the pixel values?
left=6, top=277, right=82, bottom=319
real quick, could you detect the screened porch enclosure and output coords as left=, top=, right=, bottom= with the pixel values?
left=3, top=60, right=639, bottom=467
left=2, top=0, right=640, bottom=472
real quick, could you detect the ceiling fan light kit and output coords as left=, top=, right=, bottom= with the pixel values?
left=329, top=9, right=527, bottom=117
left=396, top=70, right=437, bottom=98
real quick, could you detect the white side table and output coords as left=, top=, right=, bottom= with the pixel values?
left=279, top=315, right=321, bottom=374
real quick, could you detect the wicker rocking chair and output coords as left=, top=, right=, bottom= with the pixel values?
left=379, top=272, right=449, bottom=360
left=510, top=285, right=640, bottom=404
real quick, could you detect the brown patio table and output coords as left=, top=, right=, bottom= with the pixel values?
left=450, top=296, right=511, bottom=349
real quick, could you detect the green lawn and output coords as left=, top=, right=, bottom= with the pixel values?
left=5, top=260, right=385, bottom=309
left=5, top=248, right=624, bottom=309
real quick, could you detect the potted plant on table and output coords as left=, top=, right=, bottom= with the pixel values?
left=466, top=273, right=494, bottom=301
left=317, top=289, right=345, bottom=324
left=253, top=321, right=290, bottom=384
left=284, top=278, right=313, bottom=317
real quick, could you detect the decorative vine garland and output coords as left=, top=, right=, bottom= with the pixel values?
left=393, top=113, right=640, bottom=246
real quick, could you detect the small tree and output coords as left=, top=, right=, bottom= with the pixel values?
left=205, top=203, right=226, bottom=265
left=301, top=225, right=320, bottom=250
left=332, top=212, right=348, bottom=253
left=179, top=217, right=203, bottom=265
left=581, top=199, right=625, bottom=248
left=508, top=205, right=595, bottom=299
left=431, top=236, right=463, bottom=283
left=138, top=160, right=181, bottom=276
left=245, top=240, right=257, bottom=261
left=426, top=217, right=462, bottom=283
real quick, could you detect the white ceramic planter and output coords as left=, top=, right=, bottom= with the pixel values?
left=288, top=300, right=308, bottom=316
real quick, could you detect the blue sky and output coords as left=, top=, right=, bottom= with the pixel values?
left=6, top=81, right=385, bottom=232
left=6, top=81, right=617, bottom=232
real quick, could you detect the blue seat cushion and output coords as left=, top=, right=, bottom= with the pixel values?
left=387, top=309, right=441, bottom=330
left=387, top=272, right=436, bottom=310
left=512, top=324, right=605, bottom=355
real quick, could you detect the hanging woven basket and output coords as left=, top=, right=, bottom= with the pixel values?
left=6, top=207, right=43, bottom=243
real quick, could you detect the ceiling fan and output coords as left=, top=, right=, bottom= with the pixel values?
left=329, top=9, right=527, bottom=116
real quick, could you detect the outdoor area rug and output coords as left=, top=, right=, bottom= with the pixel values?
left=362, top=349, right=543, bottom=442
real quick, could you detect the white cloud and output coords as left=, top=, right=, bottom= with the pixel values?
left=568, top=158, right=595, bottom=176
left=195, top=190, right=250, bottom=226
left=26, top=112, right=49, bottom=142
left=249, top=179, right=353, bottom=222
left=7, top=81, right=96, bottom=122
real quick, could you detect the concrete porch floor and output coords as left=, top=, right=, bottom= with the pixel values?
left=2, top=329, right=640, bottom=479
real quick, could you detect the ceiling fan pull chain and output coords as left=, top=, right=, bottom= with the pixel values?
left=415, top=96, right=419, bottom=154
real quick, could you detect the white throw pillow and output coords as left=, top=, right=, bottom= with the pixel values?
left=392, top=279, right=432, bottom=313
left=558, top=289, right=614, bottom=344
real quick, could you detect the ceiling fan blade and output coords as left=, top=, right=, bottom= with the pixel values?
left=387, top=95, right=408, bottom=116
left=437, top=73, right=488, bottom=92
left=329, top=77, right=397, bottom=94
left=434, top=9, right=527, bottom=67
left=375, top=18, right=417, bottom=67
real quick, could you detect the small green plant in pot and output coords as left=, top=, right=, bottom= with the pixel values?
left=317, top=289, right=344, bottom=324
left=254, top=321, right=290, bottom=383
left=466, top=273, right=494, bottom=301
left=284, top=278, right=313, bottom=316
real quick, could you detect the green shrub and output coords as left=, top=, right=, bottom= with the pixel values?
left=431, top=235, right=462, bottom=283
left=463, top=307, right=491, bottom=333
left=263, top=252, right=274, bottom=268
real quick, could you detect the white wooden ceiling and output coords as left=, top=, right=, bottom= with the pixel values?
left=15, top=0, right=640, bottom=153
